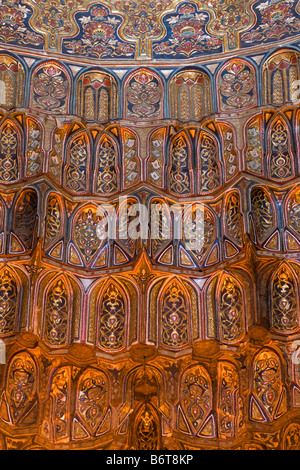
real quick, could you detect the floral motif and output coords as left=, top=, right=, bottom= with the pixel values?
left=99, top=283, right=126, bottom=350
left=153, top=2, right=222, bottom=58
left=251, top=350, right=284, bottom=422
left=109, top=0, right=174, bottom=57
left=135, top=407, right=159, bottom=451
left=27, top=0, right=87, bottom=51
left=242, top=0, right=300, bottom=46
left=31, top=63, right=70, bottom=113
left=76, top=369, right=108, bottom=436
left=161, top=281, right=189, bottom=348
left=183, top=206, right=216, bottom=265
left=219, top=276, right=244, bottom=343
left=0, top=0, right=44, bottom=48
left=73, top=207, right=104, bottom=266
left=6, top=352, right=37, bottom=425
left=202, top=0, right=254, bottom=49
left=218, top=60, right=256, bottom=111
left=44, top=279, right=69, bottom=346
left=63, top=4, right=135, bottom=58
left=125, top=70, right=162, bottom=120
left=283, top=423, right=300, bottom=450
left=180, top=365, right=213, bottom=435
left=271, top=265, right=298, bottom=333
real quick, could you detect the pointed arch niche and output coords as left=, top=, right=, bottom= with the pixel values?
left=76, top=70, right=118, bottom=122
left=270, top=263, right=300, bottom=334
left=169, top=69, right=212, bottom=121
left=262, top=49, right=300, bottom=106
left=42, top=274, right=73, bottom=347
left=96, top=279, right=129, bottom=352
left=157, top=277, right=192, bottom=350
